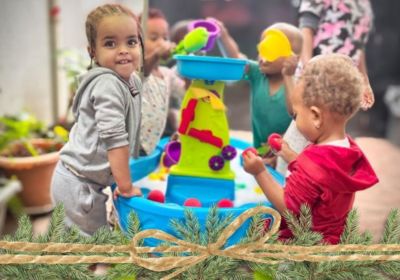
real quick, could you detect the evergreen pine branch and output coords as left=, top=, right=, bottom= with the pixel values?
left=106, top=263, right=146, bottom=280
left=205, top=205, right=235, bottom=244
left=340, top=209, right=363, bottom=244
left=124, top=211, right=141, bottom=241
left=374, top=210, right=400, bottom=279
left=2, top=202, right=400, bottom=280
left=240, top=212, right=266, bottom=244
left=184, top=208, right=201, bottom=243
left=13, top=213, right=33, bottom=242
left=375, top=262, right=400, bottom=279
left=205, top=205, right=219, bottom=243
left=380, top=209, right=400, bottom=244
left=43, top=204, right=68, bottom=243
left=283, top=205, right=323, bottom=246
left=251, top=262, right=276, bottom=280
left=170, top=208, right=201, bottom=244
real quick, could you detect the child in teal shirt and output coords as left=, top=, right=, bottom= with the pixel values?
left=215, top=21, right=303, bottom=150
left=245, top=59, right=293, bottom=148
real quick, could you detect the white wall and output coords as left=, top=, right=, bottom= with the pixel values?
left=0, top=0, right=144, bottom=124
left=0, top=0, right=52, bottom=122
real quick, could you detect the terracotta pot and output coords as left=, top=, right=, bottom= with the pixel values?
left=0, top=139, right=63, bottom=214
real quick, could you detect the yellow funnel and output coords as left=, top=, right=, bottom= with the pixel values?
left=257, top=29, right=292, bottom=62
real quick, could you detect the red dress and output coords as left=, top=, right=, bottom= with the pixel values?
left=280, top=137, right=379, bottom=244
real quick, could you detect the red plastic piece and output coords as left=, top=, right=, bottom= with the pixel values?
left=268, top=133, right=282, bottom=151
left=147, top=190, right=165, bottom=203
left=242, top=147, right=258, bottom=157
left=178, top=99, right=198, bottom=134
left=263, top=217, right=273, bottom=232
left=183, top=198, right=202, bottom=207
left=217, top=198, right=234, bottom=208
left=188, top=128, right=223, bottom=148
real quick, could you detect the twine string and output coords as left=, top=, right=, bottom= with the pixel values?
left=0, top=206, right=399, bottom=280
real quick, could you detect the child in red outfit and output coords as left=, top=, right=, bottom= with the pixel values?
left=243, top=54, right=379, bottom=244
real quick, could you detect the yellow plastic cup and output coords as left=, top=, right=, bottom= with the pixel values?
left=257, top=29, right=292, bottom=62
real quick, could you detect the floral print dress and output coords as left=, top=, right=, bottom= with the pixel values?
left=299, top=0, right=373, bottom=65
left=140, top=66, right=185, bottom=155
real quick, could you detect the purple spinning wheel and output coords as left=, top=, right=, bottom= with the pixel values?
left=221, top=145, right=237, bottom=161
left=209, top=155, right=225, bottom=171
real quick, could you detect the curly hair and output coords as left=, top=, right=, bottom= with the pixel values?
left=301, top=54, right=364, bottom=116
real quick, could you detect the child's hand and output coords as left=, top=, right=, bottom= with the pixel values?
left=262, top=155, right=277, bottom=168
left=276, top=140, right=298, bottom=164
left=243, top=151, right=266, bottom=176
left=158, top=41, right=174, bottom=60
left=360, top=83, right=375, bottom=110
left=282, top=55, right=299, bottom=76
left=113, top=184, right=142, bottom=200
left=207, top=17, right=228, bottom=37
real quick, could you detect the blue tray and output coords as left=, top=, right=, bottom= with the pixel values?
left=174, top=55, right=247, bottom=81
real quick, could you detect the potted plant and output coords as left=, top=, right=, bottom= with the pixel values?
left=0, top=113, right=68, bottom=214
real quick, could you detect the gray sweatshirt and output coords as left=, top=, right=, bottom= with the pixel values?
left=60, top=67, right=142, bottom=186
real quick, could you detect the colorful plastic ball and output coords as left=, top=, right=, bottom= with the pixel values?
left=217, top=198, right=234, bottom=208
left=242, top=147, right=258, bottom=157
left=221, top=145, right=237, bottom=161
left=209, top=155, right=225, bottom=171
left=147, top=190, right=165, bottom=203
left=267, top=133, right=282, bottom=152
left=183, top=198, right=202, bottom=207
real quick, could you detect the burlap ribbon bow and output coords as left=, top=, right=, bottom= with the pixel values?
left=1, top=205, right=400, bottom=280
left=129, top=206, right=281, bottom=279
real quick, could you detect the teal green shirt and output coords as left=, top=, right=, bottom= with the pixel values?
left=244, top=60, right=292, bottom=148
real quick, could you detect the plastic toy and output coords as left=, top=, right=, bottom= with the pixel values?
left=257, top=29, right=292, bottom=62
left=114, top=56, right=285, bottom=247
left=173, top=27, right=209, bottom=55
left=174, top=55, right=247, bottom=81
left=264, top=217, right=273, bottom=231
left=242, top=147, right=258, bottom=157
left=221, top=145, right=237, bottom=161
left=147, top=190, right=165, bottom=203
left=209, top=155, right=225, bottom=171
left=178, top=99, right=197, bottom=134
left=217, top=198, right=234, bottom=208
left=162, top=140, right=181, bottom=168
left=183, top=198, right=202, bottom=207
left=148, top=164, right=169, bottom=181
left=188, top=19, right=220, bottom=51
left=267, top=133, right=282, bottom=152
left=188, top=128, right=223, bottom=148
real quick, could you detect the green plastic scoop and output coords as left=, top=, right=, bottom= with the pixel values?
left=173, top=27, right=209, bottom=55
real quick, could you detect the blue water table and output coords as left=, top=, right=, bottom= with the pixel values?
left=114, top=20, right=284, bottom=246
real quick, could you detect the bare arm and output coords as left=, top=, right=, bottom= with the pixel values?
left=143, top=50, right=160, bottom=77
left=283, top=75, right=294, bottom=115
left=143, top=42, right=173, bottom=77
left=300, top=27, right=314, bottom=64
left=243, top=152, right=286, bottom=213
left=358, top=50, right=375, bottom=110
left=282, top=56, right=299, bottom=116
left=209, top=18, right=245, bottom=59
left=218, top=26, right=242, bottom=58
left=277, top=141, right=298, bottom=164
left=255, top=170, right=286, bottom=213
left=108, top=145, right=142, bottom=199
